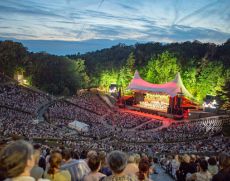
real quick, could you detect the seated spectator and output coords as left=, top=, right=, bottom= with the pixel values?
left=83, top=155, right=106, bottom=181
left=44, top=152, right=71, bottom=181
left=102, top=150, right=136, bottom=181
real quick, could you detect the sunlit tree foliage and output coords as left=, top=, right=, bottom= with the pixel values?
left=143, top=51, right=181, bottom=83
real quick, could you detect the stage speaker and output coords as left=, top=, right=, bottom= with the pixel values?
left=177, top=96, right=182, bottom=108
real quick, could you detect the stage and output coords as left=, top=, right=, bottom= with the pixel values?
left=125, top=105, right=175, bottom=119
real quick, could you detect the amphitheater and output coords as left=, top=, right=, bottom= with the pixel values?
left=0, top=74, right=230, bottom=180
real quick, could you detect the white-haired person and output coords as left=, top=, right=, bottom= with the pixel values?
left=0, top=140, right=49, bottom=181
left=101, top=150, right=137, bottom=181
left=123, top=154, right=139, bottom=177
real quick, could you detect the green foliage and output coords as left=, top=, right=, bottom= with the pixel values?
left=25, top=75, right=33, bottom=86
left=29, top=53, right=82, bottom=95
left=195, top=61, right=225, bottom=101
left=126, top=52, right=135, bottom=71
left=217, top=80, right=230, bottom=109
left=117, top=52, right=135, bottom=94
left=181, top=67, right=197, bottom=96
left=182, top=59, right=227, bottom=102
left=14, top=66, right=25, bottom=75
left=74, top=59, right=90, bottom=88
left=1, top=40, right=230, bottom=103
left=99, top=52, right=136, bottom=92
left=140, top=52, right=227, bottom=102
left=0, top=41, right=28, bottom=77
left=99, top=70, right=118, bottom=91
left=69, top=44, right=133, bottom=80
left=143, top=51, right=181, bottom=83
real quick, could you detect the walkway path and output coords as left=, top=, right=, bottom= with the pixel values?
left=36, top=98, right=62, bottom=122
left=150, top=164, right=174, bottom=181
left=96, top=108, right=175, bottom=134
left=36, top=101, right=51, bottom=121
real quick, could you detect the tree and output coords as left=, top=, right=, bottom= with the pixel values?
left=29, top=53, right=82, bottom=95
left=117, top=52, right=136, bottom=93
left=74, top=59, right=90, bottom=88
left=99, top=70, right=118, bottom=91
left=143, top=51, right=181, bottom=83
left=182, top=67, right=197, bottom=96
left=195, top=61, right=225, bottom=101
left=0, top=41, right=28, bottom=77
left=218, top=81, right=230, bottom=109
left=217, top=68, right=230, bottom=109
left=126, top=52, right=135, bottom=72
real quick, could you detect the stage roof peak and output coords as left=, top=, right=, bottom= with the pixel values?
left=128, top=71, right=193, bottom=98
left=134, top=70, right=141, bottom=79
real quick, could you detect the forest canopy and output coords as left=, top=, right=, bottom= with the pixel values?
left=0, top=40, right=229, bottom=108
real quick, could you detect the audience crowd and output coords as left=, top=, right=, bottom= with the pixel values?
left=0, top=83, right=50, bottom=114
left=67, top=92, right=110, bottom=115
left=0, top=79, right=230, bottom=181
left=160, top=152, right=230, bottom=181
left=0, top=140, right=230, bottom=181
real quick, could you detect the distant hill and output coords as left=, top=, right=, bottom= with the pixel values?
left=0, top=37, right=140, bottom=55
left=0, top=39, right=229, bottom=102
left=68, top=39, right=230, bottom=75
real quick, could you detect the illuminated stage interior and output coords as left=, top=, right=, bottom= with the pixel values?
left=125, top=71, right=199, bottom=119
left=136, top=93, right=169, bottom=113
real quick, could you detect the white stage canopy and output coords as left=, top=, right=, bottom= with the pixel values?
left=128, top=70, right=193, bottom=98
left=68, top=120, right=89, bottom=132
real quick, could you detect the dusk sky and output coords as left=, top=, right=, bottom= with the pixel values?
left=0, top=0, right=230, bottom=54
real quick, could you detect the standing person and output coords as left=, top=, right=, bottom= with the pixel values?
left=171, top=155, right=180, bottom=179
left=212, top=153, right=230, bottom=181
left=189, top=155, right=197, bottom=174
left=31, top=144, right=45, bottom=180
left=98, top=151, right=112, bottom=176
left=0, top=140, right=48, bottom=181
left=189, top=159, right=212, bottom=181
left=38, top=147, right=48, bottom=172
left=102, top=151, right=136, bottom=181
left=44, top=152, right=71, bottom=181
left=177, top=154, right=191, bottom=181
left=61, top=149, right=91, bottom=181
left=123, top=154, right=139, bottom=177
left=83, top=155, right=106, bottom=181
left=136, top=158, right=153, bottom=181
left=208, top=157, right=218, bottom=176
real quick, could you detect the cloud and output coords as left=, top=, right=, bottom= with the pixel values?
left=176, top=1, right=219, bottom=24
left=143, top=24, right=230, bottom=43
left=0, top=5, right=63, bottom=18
left=0, top=32, right=39, bottom=39
left=0, top=0, right=229, bottom=43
